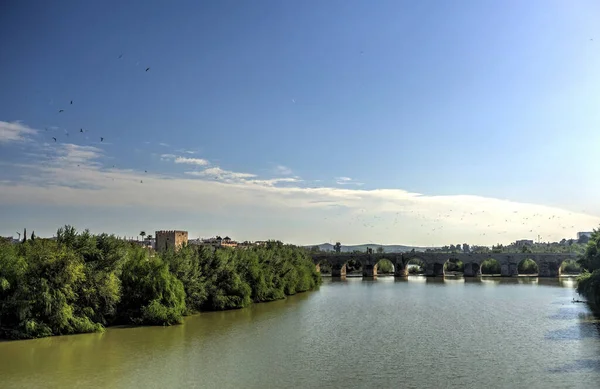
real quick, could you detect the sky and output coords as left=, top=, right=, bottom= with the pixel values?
left=1, top=0, right=600, bottom=246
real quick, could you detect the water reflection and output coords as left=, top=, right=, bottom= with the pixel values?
left=325, top=275, right=578, bottom=288
left=2, top=276, right=598, bottom=389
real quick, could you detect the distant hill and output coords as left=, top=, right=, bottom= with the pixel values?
left=306, top=243, right=432, bottom=253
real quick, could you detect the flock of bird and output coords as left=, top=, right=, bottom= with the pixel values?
left=44, top=54, right=151, bottom=183
left=47, top=54, right=150, bottom=145
left=322, top=207, right=584, bottom=243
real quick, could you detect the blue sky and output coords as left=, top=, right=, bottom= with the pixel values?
left=1, top=0, right=600, bottom=245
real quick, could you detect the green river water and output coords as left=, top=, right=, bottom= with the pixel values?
left=1, top=276, right=599, bottom=389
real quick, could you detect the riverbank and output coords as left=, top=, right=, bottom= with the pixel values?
left=0, top=226, right=320, bottom=340
left=576, top=271, right=600, bottom=314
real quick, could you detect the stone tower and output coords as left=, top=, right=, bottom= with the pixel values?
left=155, top=230, right=188, bottom=252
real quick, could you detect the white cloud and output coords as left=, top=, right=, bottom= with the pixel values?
left=274, top=165, right=293, bottom=175
left=160, top=154, right=176, bottom=161
left=187, top=167, right=256, bottom=181
left=55, top=144, right=103, bottom=166
left=174, top=156, right=209, bottom=166
left=1, top=155, right=599, bottom=246
left=2, top=136, right=600, bottom=246
left=335, top=176, right=364, bottom=186
left=0, top=121, right=37, bottom=143
left=158, top=142, right=170, bottom=147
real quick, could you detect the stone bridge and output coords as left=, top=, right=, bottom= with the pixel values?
left=311, top=252, right=579, bottom=278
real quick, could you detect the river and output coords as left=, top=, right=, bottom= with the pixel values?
left=1, top=276, right=599, bottom=389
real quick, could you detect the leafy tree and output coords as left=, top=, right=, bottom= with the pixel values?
left=118, top=249, right=186, bottom=325
left=518, top=258, right=538, bottom=274
left=334, top=242, right=341, bottom=253
left=376, top=259, right=393, bottom=273
left=376, top=246, right=384, bottom=254
left=578, top=229, right=600, bottom=272
left=481, top=259, right=501, bottom=274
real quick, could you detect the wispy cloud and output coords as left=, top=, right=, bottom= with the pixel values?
left=160, top=154, right=176, bottom=160
left=158, top=142, right=170, bottom=147
left=160, top=154, right=209, bottom=166
left=1, top=131, right=599, bottom=246
left=186, top=167, right=256, bottom=181
left=335, top=176, right=364, bottom=186
left=174, top=156, right=209, bottom=166
left=0, top=121, right=37, bottom=143
left=274, top=165, right=293, bottom=175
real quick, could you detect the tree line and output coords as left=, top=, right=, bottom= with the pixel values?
left=0, top=226, right=321, bottom=340
left=576, top=229, right=600, bottom=313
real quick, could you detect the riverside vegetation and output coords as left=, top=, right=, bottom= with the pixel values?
left=576, top=228, right=600, bottom=313
left=0, top=226, right=320, bottom=340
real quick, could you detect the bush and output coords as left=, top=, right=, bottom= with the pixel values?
left=118, top=250, right=186, bottom=325
left=561, top=260, right=581, bottom=274
left=518, top=258, right=538, bottom=275
left=377, top=259, right=394, bottom=274
left=481, top=259, right=501, bottom=275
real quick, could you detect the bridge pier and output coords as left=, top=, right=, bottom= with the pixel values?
left=425, top=263, right=444, bottom=277
left=539, top=262, right=560, bottom=277
left=331, top=263, right=346, bottom=277
left=394, top=262, right=408, bottom=277
left=463, top=262, right=481, bottom=277
left=363, top=264, right=377, bottom=277
left=509, top=263, right=518, bottom=276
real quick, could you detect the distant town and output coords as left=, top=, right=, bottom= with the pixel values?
left=1, top=228, right=594, bottom=254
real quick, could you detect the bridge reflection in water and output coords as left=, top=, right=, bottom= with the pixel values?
left=326, top=275, right=579, bottom=288
left=312, top=252, right=579, bottom=278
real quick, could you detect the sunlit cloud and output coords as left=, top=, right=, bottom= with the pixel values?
left=274, top=165, right=293, bottom=175
left=174, top=156, right=209, bottom=166
left=186, top=166, right=256, bottom=181
left=0, top=121, right=37, bottom=143
left=335, top=176, right=364, bottom=186
left=1, top=123, right=599, bottom=246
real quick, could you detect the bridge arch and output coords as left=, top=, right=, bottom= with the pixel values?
left=559, top=258, right=581, bottom=276
left=443, top=257, right=464, bottom=276
left=517, top=257, right=539, bottom=276
left=406, top=257, right=426, bottom=276
left=480, top=258, right=501, bottom=276
left=315, top=258, right=333, bottom=275
left=373, top=258, right=395, bottom=276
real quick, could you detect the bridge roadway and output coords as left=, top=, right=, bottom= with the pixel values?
left=311, top=252, right=579, bottom=277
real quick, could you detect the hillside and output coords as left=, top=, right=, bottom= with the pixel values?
left=306, top=243, right=432, bottom=253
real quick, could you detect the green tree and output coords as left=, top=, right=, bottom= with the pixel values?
left=118, top=249, right=186, bottom=325
left=518, top=258, right=538, bottom=274
left=481, top=259, right=501, bottom=274
left=376, top=246, right=384, bottom=254
left=376, top=259, right=393, bottom=273
left=334, top=242, right=341, bottom=253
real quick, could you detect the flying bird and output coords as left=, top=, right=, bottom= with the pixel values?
left=100, top=137, right=104, bottom=142
left=52, top=137, right=57, bottom=142
left=70, top=100, right=73, bottom=105
left=118, top=54, right=123, bottom=59
left=145, top=67, right=150, bottom=72
left=59, top=109, right=64, bottom=113
left=80, top=128, right=84, bottom=133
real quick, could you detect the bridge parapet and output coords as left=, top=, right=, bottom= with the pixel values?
left=311, top=252, right=578, bottom=278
